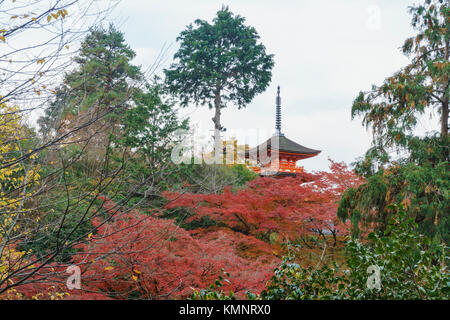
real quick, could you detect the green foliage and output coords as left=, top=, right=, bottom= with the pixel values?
left=228, top=164, right=259, bottom=185
left=63, top=23, right=142, bottom=114
left=181, top=215, right=219, bottom=231
left=117, top=80, right=189, bottom=159
left=351, top=0, right=448, bottom=162
left=172, top=163, right=258, bottom=194
left=342, top=206, right=448, bottom=299
left=338, top=160, right=449, bottom=242
left=18, top=202, right=94, bottom=262
left=111, top=79, right=189, bottom=202
left=17, top=150, right=105, bottom=262
left=340, top=0, right=449, bottom=242
left=38, top=23, right=142, bottom=136
left=165, top=6, right=274, bottom=131
left=261, top=245, right=342, bottom=300
left=261, top=205, right=449, bottom=300
left=190, top=270, right=236, bottom=300
left=38, top=24, right=190, bottom=210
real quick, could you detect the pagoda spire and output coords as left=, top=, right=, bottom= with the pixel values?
left=248, top=85, right=321, bottom=177
left=275, top=86, right=284, bottom=136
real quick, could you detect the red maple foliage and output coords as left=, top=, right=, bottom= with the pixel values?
left=164, top=160, right=363, bottom=242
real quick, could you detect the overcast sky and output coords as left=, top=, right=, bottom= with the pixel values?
left=107, top=0, right=436, bottom=172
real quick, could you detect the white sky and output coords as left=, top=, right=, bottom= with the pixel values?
left=97, top=1, right=439, bottom=171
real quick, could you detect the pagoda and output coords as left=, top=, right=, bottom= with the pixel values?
left=249, top=86, right=321, bottom=177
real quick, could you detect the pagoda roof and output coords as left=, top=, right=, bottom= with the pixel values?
left=246, top=86, right=321, bottom=162
left=251, top=134, right=321, bottom=156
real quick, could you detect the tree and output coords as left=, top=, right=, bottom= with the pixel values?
left=164, top=6, right=274, bottom=153
left=260, top=206, right=449, bottom=300
left=67, top=197, right=277, bottom=299
left=111, top=80, right=189, bottom=200
left=164, top=160, right=362, bottom=246
left=38, top=24, right=143, bottom=150
left=171, top=163, right=258, bottom=195
left=25, top=24, right=147, bottom=264
left=197, top=206, right=449, bottom=300
left=1, top=2, right=194, bottom=298
left=0, top=1, right=133, bottom=296
left=0, top=0, right=116, bottom=107
left=351, top=0, right=448, bottom=164
left=1, top=0, right=117, bottom=169
left=338, top=0, right=449, bottom=242
left=2, top=159, right=361, bottom=300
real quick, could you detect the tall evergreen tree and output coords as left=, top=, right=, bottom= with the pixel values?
left=164, top=7, right=274, bottom=153
left=338, top=0, right=449, bottom=243
left=38, top=24, right=190, bottom=199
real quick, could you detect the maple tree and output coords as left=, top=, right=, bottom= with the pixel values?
left=164, top=160, right=363, bottom=245
left=0, top=256, right=69, bottom=300
left=66, top=197, right=278, bottom=299
left=4, top=159, right=361, bottom=300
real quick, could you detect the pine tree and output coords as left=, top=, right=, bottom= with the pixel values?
left=38, top=24, right=142, bottom=147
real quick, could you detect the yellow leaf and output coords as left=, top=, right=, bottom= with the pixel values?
left=132, top=275, right=138, bottom=281
left=104, top=266, right=114, bottom=271
left=47, top=15, right=51, bottom=22
left=0, top=35, right=5, bottom=42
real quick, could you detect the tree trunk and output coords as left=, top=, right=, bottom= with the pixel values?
left=212, top=88, right=222, bottom=163
left=213, top=100, right=222, bottom=131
